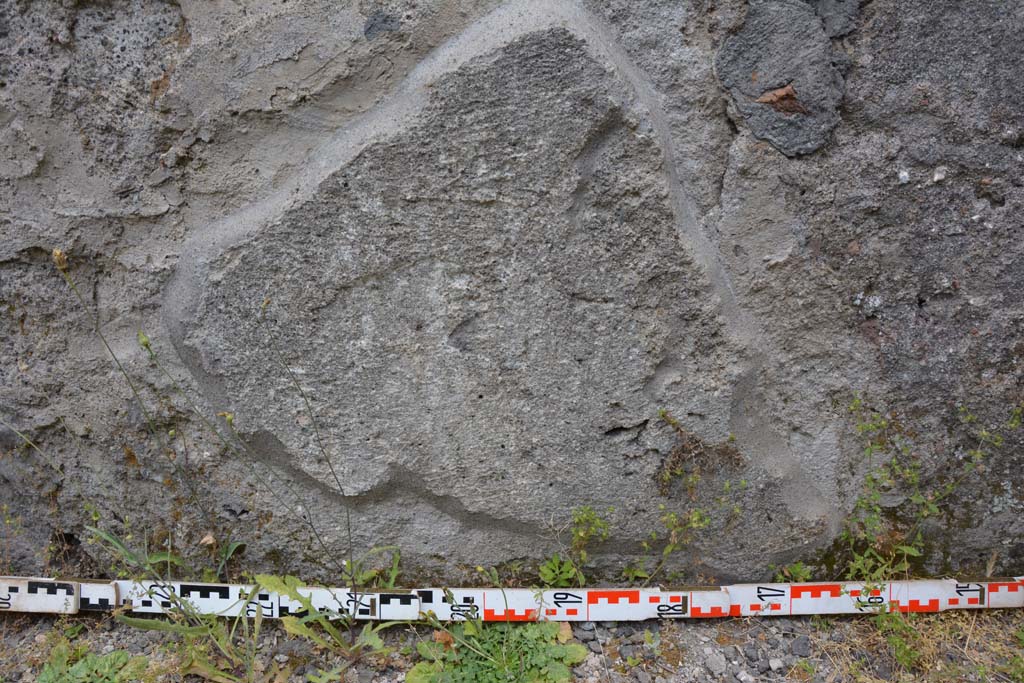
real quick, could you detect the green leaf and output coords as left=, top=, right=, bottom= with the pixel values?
left=416, top=640, right=444, bottom=661
left=559, top=643, right=588, bottom=665
left=357, top=624, right=385, bottom=650
left=281, top=616, right=331, bottom=650
left=86, top=526, right=141, bottom=567
left=147, top=551, right=184, bottom=566
left=216, top=541, right=246, bottom=575
left=896, top=545, right=922, bottom=557
left=253, top=574, right=304, bottom=599
left=181, top=655, right=242, bottom=683
left=306, top=667, right=347, bottom=683
left=544, top=661, right=571, bottom=682
left=115, top=614, right=210, bottom=636
left=406, top=662, right=441, bottom=683
left=115, top=655, right=150, bottom=682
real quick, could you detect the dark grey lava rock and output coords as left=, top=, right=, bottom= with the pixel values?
left=790, top=634, right=812, bottom=657
left=715, top=0, right=845, bottom=155
left=805, top=0, right=860, bottom=37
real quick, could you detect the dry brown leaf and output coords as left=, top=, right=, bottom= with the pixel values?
left=557, top=621, right=573, bottom=643
left=199, top=533, right=216, bottom=546
left=755, top=84, right=809, bottom=114
left=433, top=629, right=455, bottom=650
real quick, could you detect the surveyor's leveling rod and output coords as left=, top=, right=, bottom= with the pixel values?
left=2, top=576, right=1022, bottom=621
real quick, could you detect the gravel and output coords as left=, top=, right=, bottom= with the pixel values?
left=790, top=634, right=812, bottom=657
left=3, top=609, right=1024, bottom=682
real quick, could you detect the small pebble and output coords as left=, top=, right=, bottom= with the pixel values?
left=705, top=650, right=728, bottom=676
left=898, top=169, right=910, bottom=184
left=790, top=634, right=812, bottom=657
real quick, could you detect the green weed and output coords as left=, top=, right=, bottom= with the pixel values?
left=538, top=554, right=578, bottom=588
left=38, top=642, right=148, bottom=683
left=539, top=505, right=611, bottom=587
left=407, top=620, right=587, bottom=683
left=623, top=504, right=709, bottom=586
left=835, top=396, right=1023, bottom=677
left=772, top=561, right=812, bottom=583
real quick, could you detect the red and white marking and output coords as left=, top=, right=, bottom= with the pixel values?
left=2, top=576, right=1022, bottom=621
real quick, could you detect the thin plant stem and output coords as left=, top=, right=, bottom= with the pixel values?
left=0, top=416, right=61, bottom=475
left=56, top=267, right=216, bottom=531
left=257, top=304, right=358, bottom=624
left=143, top=329, right=354, bottom=586
left=222, top=422, right=351, bottom=583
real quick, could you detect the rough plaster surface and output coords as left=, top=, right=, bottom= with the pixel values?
left=1, top=0, right=1021, bottom=583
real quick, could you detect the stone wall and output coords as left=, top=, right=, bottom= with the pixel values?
left=1, top=0, right=1021, bottom=583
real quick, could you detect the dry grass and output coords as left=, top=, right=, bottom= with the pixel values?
left=814, top=609, right=1024, bottom=682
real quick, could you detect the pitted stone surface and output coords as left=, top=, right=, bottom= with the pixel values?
left=172, top=29, right=788, bottom=575
left=1, top=0, right=1022, bottom=582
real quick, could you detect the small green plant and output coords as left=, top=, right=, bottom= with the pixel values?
left=873, top=609, right=922, bottom=671
left=255, top=574, right=393, bottom=662
left=338, top=546, right=402, bottom=589
left=835, top=396, right=1023, bottom=676
left=623, top=504, right=709, bottom=586
left=538, top=554, right=578, bottom=588
left=570, top=505, right=610, bottom=562
left=621, top=559, right=650, bottom=583
left=791, top=658, right=816, bottom=679
left=100, top=548, right=287, bottom=683
left=1001, top=627, right=1024, bottom=682
left=38, top=642, right=147, bottom=683
left=773, top=561, right=812, bottom=583
left=407, top=620, right=587, bottom=683
left=539, top=505, right=611, bottom=587
left=85, top=522, right=391, bottom=682
left=841, top=397, right=1021, bottom=587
